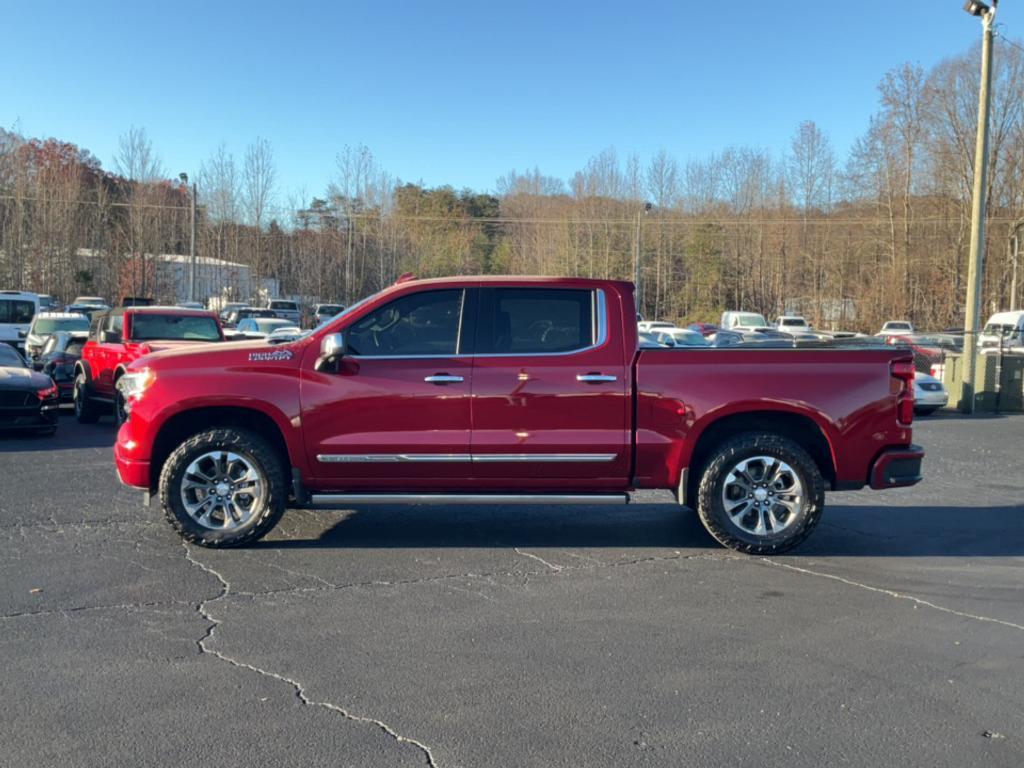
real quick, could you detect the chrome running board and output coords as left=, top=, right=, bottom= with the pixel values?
left=309, top=493, right=629, bottom=506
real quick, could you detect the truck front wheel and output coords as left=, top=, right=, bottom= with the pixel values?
left=159, top=428, right=287, bottom=547
left=696, top=432, right=824, bottom=555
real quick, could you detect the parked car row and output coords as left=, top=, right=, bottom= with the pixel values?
left=637, top=311, right=950, bottom=415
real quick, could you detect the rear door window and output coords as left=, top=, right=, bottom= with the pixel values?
left=476, top=288, right=594, bottom=354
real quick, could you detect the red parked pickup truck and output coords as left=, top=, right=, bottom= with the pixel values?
left=75, top=306, right=225, bottom=425
left=114, top=277, right=923, bottom=554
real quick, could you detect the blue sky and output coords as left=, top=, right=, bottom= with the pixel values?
left=2, top=0, right=1017, bottom=203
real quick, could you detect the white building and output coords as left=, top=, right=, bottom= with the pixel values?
left=156, top=254, right=279, bottom=306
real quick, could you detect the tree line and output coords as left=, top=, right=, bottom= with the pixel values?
left=2, top=40, right=1023, bottom=331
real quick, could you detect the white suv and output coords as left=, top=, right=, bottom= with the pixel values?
left=0, top=290, right=39, bottom=355
left=268, top=299, right=301, bottom=325
left=775, top=315, right=810, bottom=333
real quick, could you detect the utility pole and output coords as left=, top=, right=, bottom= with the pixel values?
left=189, top=181, right=197, bottom=303
left=180, top=173, right=198, bottom=303
left=345, top=210, right=354, bottom=305
left=633, top=202, right=651, bottom=316
left=961, top=0, right=997, bottom=414
left=1011, top=223, right=1022, bottom=312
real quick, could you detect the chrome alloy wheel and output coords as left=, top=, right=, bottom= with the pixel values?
left=721, top=455, right=804, bottom=537
left=180, top=451, right=265, bottom=531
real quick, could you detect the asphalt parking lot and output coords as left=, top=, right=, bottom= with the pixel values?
left=1, top=413, right=1022, bottom=768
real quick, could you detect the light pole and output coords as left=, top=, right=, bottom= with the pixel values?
left=179, top=173, right=197, bottom=303
left=1010, top=220, right=1022, bottom=312
left=634, top=202, right=652, bottom=316
left=961, top=0, right=997, bottom=414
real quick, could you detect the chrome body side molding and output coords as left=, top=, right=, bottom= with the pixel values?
left=317, top=453, right=618, bottom=464
left=309, top=493, right=630, bottom=506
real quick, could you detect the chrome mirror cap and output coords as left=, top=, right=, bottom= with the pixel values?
left=321, top=332, right=345, bottom=358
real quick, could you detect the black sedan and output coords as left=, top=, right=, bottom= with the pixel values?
left=33, top=331, right=88, bottom=402
left=0, top=344, right=59, bottom=435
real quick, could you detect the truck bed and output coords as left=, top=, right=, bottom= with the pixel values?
left=633, top=346, right=913, bottom=493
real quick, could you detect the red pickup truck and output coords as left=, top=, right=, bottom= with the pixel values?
left=75, top=306, right=225, bottom=425
left=114, top=277, right=923, bottom=554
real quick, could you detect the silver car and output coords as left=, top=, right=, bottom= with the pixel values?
left=914, top=371, right=948, bottom=415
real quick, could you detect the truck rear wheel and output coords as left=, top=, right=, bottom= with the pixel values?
left=159, top=428, right=286, bottom=547
left=73, top=373, right=101, bottom=424
left=696, top=432, right=824, bottom=555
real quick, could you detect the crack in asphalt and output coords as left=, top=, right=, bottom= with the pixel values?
left=0, top=550, right=722, bottom=621
left=0, top=519, right=153, bottom=532
left=229, top=551, right=730, bottom=602
left=0, top=598, right=194, bottom=621
left=513, top=548, right=565, bottom=572
left=759, top=558, right=1024, bottom=633
left=181, top=542, right=440, bottom=768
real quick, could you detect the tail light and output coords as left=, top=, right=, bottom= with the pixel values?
left=36, top=382, right=58, bottom=400
left=891, top=359, right=915, bottom=425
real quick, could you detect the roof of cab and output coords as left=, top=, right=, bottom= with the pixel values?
left=389, top=275, right=634, bottom=290
left=986, top=310, right=1024, bottom=325
left=95, top=306, right=218, bottom=319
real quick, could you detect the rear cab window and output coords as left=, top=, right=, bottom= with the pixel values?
left=129, top=314, right=221, bottom=342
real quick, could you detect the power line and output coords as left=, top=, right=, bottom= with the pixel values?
left=2, top=193, right=1024, bottom=227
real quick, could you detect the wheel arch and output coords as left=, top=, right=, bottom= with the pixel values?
left=149, top=406, right=292, bottom=490
left=684, top=409, right=837, bottom=504
left=74, top=359, right=94, bottom=383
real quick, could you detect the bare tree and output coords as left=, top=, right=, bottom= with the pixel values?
left=243, top=137, right=277, bottom=285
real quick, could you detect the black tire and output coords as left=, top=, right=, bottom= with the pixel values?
left=114, top=387, right=128, bottom=427
left=73, top=373, right=101, bottom=424
left=696, top=432, right=825, bottom=555
left=159, top=427, right=286, bottom=547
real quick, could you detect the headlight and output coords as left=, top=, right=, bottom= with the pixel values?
left=117, top=368, right=156, bottom=410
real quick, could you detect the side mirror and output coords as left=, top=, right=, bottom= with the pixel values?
left=315, top=332, right=347, bottom=371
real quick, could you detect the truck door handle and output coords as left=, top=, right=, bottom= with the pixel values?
left=576, top=373, right=617, bottom=383
left=424, top=374, right=464, bottom=384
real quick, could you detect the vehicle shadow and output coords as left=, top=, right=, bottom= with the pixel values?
left=0, top=414, right=116, bottom=452
left=261, top=502, right=1024, bottom=557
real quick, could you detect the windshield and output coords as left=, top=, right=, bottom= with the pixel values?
left=253, top=319, right=293, bottom=332
left=130, top=315, right=222, bottom=342
left=983, top=323, right=1016, bottom=338
left=735, top=313, right=766, bottom=326
left=780, top=318, right=806, bottom=326
left=317, top=305, right=344, bottom=315
left=315, top=291, right=381, bottom=329
left=270, top=301, right=297, bottom=310
left=33, top=317, right=90, bottom=334
left=669, top=330, right=709, bottom=346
